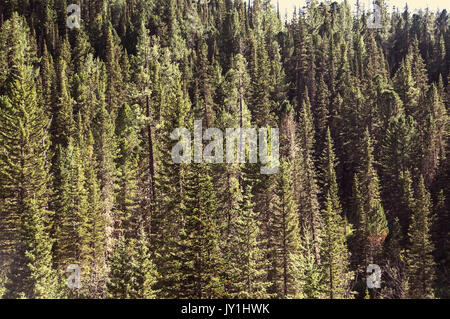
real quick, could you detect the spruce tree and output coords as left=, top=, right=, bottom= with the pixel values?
left=406, top=176, right=436, bottom=299
left=318, top=128, right=342, bottom=214
left=357, top=129, right=389, bottom=264
left=271, top=160, right=302, bottom=298
left=0, top=13, right=57, bottom=299
left=393, top=57, right=420, bottom=121
left=93, top=102, right=117, bottom=257
left=53, top=138, right=89, bottom=277
left=130, top=227, right=158, bottom=299
left=4, top=199, right=59, bottom=299
left=320, top=193, right=352, bottom=299
left=178, top=163, right=224, bottom=299
left=380, top=115, right=419, bottom=231
left=107, top=236, right=133, bottom=299
left=298, top=225, right=323, bottom=299
left=421, top=84, right=448, bottom=186
left=295, top=94, right=322, bottom=262
left=152, top=60, right=190, bottom=298
left=115, top=103, right=142, bottom=238
left=84, top=131, right=108, bottom=298
left=225, top=182, right=269, bottom=298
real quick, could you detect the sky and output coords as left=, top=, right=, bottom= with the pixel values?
left=271, top=0, right=448, bottom=17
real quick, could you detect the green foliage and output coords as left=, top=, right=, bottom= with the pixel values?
left=129, top=227, right=158, bottom=299
left=0, top=0, right=448, bottom=300
left=178, top=163, right=224, bottom=298
left=0, top=13, right=57, bottom=299
left=270, top=160, right=302, bottom=298
left=320, top=193, right=353, bottom=299
left=107, top=237, right=133, bottom=299
left=224, top=179, right=269, bottom=298
left=406, top=177, right=436, bottom=299
left=4, top=199, right=59, bottom=299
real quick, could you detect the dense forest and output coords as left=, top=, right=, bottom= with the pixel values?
left=0, top=0, right=448, bottom=299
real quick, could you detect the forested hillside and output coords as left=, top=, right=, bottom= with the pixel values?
left=0, top=0, right=448, bottom=299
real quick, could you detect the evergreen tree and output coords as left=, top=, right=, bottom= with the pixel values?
left=130, top=227, right=158, bottom=299
left=84, top=131, right=108, bottom=298
left=135, top=17, right=156, bottom=204
left=93, top=102, right=117, bottom=258
left=382, top=217, right=407, bottom=299
left=421, top=84, right=448, bottom=186
left=4, top=199, right=59, bottom=299
left=320, top=193, right=352, bottom=299
left=295, top=94, right=322, bottom=262
left=115, top=103, right=143, bottom=238
left=393, top=57, right=420, bottom=121
left=152, top=58, right=190, bottom=298
left=357, top=129, right=389, bottom=264
left=0, top=0, right=449, bottom=301
left=406, top=176, right=436, bottom=299
left=298, top=225, right=323, bottom=299
left=270, top=160, right=302, bottom=298
left=178, top=163, right=224, bottom=299
left=53, top=138, right=89, bottom=276
left=380, top=115, right=419, bottom=231
left=0, top=13, right=57, bottom=299
left=107, top=236, right=133, bottom=299
left=318, top=128, right=342, bottom=214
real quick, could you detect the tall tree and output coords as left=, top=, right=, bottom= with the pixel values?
left=0, top=13, right=57, bottom=298
left=130, top=227, right=158, bottom=299
left=406, top=176, right=436, bottom=299
left=320, top=193, right=352, bottom=299
left=270, top=160, right=302, bottom=298
left=178, top=163, right=224, bottom=299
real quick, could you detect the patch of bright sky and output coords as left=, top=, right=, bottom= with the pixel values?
left=269, top=0, right=448, bottom=19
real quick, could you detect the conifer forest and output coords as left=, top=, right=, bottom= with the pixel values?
left=0, top=0, right=449, bottom=300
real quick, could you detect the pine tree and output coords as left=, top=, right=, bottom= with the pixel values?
left=152, top=59, right=190, bottom=298
left=318, top=128, right=342, bottom=215
left=0, top=13, right=57, bottom=299
left=393, top=57, right=420, bottom=121
left=130, top=227, right=158, bottom=299
left=225, top=182, right=269, bottom=298
left=93, top=102, right=117, bottom=258
left=358, top=129, right=389, bottom=264
left=193, top=38, right=216, bottom=127
left=84, top=131, right=107, bottom=298
left=382, top=217, right=407, bottom=299
left=105, top=24, right=123, bottom=116
left=135, top=17, right=156, bottom=204
left=406, top=176, right=436, bottom=299
left=51, top=55, right=74, bottom=150
left=421, top=84, right=448, bottom=186
left=220, top=53, right=251, bottom=129
left=314, top=74, right=330, bottom=153
left=380, top=115, right=419, bottom=231
left=320, top=193, right=352, bottom=299
left=53, top=138, right=89, bottom=277
left=248, top=33, right=274, bottom=127
left=107, top=236, right=133, bottom=299
left=298, top=225, right=323, bottom=299
left=4, top=199, right=59, bottom=299
left=295, top=94, right=322, bottom=262
left=433, top=190, right=449, bottom=298
left=178, top=163, right=224, bottom=299
left=270, top=160, right=302, bottom=298
left=39, top=41, right=55, bottom=115
left=115, top=103, right=143, bottom=238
